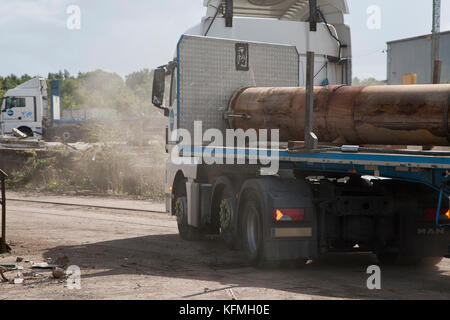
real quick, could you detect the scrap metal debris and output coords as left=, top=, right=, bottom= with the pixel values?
left=0, top=267, right=8, bottom=282
left=52, top=267, right=66, bottom=279
left=13, top=272, right=23, bottom=284
left=12, top=128, right=28, bottom=139
left=0, top=263, right=22, bottom=270
left=32, top=262, right=63, bottom=269
left=0, top=257, right=70, bottom=284
left=0, top=136, right=43, bottom=149
left=23, top=271, right=44, bottom=279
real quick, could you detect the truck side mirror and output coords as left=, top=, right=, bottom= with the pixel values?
left=152, top=68, right=166, bottom=108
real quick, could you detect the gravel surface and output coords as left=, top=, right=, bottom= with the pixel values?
left=1, top=192, right=449, bottom=300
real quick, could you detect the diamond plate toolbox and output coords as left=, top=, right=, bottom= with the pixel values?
left=177, top=35, right=299, bottom=136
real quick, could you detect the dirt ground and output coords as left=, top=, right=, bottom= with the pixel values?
left=0, top=191, right=449, bottom=300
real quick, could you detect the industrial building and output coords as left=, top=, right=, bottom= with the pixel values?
left=387, top=31, right=450, bottom=84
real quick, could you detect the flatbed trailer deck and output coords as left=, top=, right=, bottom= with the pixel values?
left=183, top=145, right=450, bottom=204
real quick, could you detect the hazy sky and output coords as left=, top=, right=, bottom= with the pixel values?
left=0, top=0, right=449, bottom=80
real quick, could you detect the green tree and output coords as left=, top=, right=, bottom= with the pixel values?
left=125, top=68, right=153, bottom=91
left=352, top=77, right=386, bottom=86
left=0, top=73, right=34, bottom=98
left=2, top=69, right=163, bottom=118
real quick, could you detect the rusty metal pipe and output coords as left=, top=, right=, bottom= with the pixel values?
left=228, top=84, right=450, bottom=146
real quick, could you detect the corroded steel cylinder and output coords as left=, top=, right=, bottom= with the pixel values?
left=228, top=84, right=450, bottom=146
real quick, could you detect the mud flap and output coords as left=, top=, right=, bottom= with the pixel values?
left=240, top=177, right=319, bottom=262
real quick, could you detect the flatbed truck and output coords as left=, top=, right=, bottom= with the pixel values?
left=150, top=1, right=450, bottom=264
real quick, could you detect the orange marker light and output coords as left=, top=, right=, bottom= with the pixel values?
left=272, top=209, right=305, bottom=222
left=275, top=210, right=284, bottom=221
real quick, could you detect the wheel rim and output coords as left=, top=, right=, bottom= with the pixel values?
left=246, top=205, right=260, bottom=254
left=219, top=198, right=232, bottom=230
left=175, top=198, right=185, bottom=224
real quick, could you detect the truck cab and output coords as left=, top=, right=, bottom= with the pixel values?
left=185, top=0, right=352, bottom=86
left=1, top=78, right=48, bottom=137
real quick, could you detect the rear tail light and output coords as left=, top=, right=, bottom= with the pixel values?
left=424, top=208, right=450, bottom=221
left=272, top=209, right=305, bottom=222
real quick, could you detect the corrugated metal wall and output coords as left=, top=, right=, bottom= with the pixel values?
left=387, top=32, right=450, bottom=84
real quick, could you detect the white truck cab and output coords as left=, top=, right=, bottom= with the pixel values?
left=1, top=78, right=48, bottom=137
left=184, top=0, right=352, bottom=86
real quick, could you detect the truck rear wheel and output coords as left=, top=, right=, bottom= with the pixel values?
left=175, top=196, right=201, bottom=241
left=240, top=191, right=264, bottom=264
left=212, top=177, right=239, bottom=250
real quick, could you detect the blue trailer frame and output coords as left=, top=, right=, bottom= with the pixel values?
left=180, top=145, right=450, bottom=229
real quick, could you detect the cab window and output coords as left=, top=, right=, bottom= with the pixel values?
left=5, top=97, right=26, bottom=109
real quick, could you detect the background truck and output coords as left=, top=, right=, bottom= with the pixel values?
left=0, top=78, right=90, bottom=141
left=0, top=78, right=48, bottom=138
left=0, top=78, right=140, bottom=142
left=151, top=0, right=450, bottom=265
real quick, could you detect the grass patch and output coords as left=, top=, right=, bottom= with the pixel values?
left=6, top=145, right=165, bottom=199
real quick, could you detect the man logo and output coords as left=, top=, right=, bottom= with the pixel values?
left=417, top=228, right=445, bottom=235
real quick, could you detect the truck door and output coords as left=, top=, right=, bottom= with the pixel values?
left=3, top=96, right=36, bottom=122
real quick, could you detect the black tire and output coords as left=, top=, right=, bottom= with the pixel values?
left=18, top=127, right=33, bottom=137
left=240, top=191, right=264, bottom=264
left=175, top=196, right=201, bottom=241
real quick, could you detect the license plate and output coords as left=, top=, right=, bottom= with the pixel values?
left=271, top=227, right=312, bottom=238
